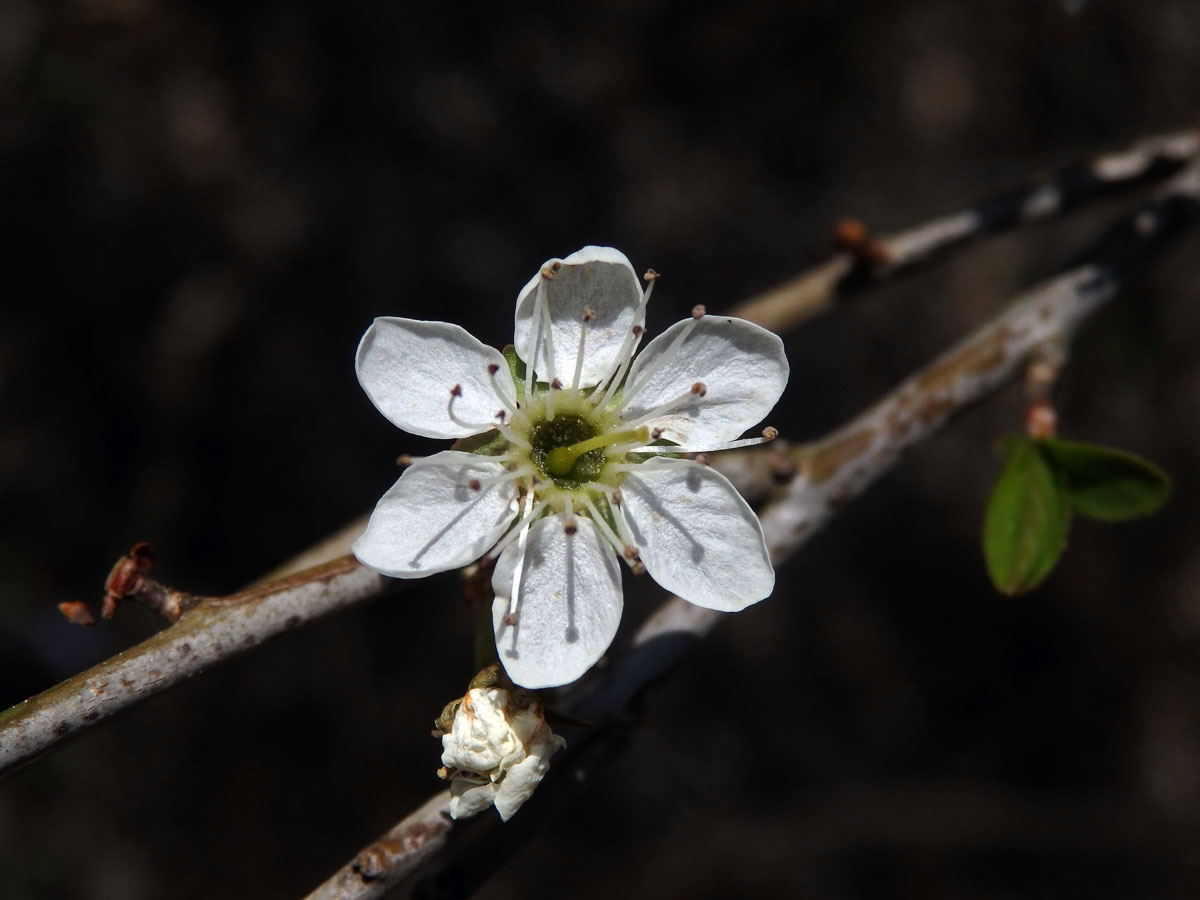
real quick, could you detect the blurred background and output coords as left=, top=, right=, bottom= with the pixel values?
left=3, top=0, right=1200, bottom=897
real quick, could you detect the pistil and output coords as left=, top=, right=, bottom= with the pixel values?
left=545, top=426, right=649, bottom=477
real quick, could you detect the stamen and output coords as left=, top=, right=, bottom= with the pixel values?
left=582, top=494, right=639, bottom=568
left=447, top=385, right=531, bottom=448
left=610, top=496, right=638, bottom=550
left=447, top=384, right=487, bottom=431
left=621, top=383, right=706, bottom=430
left=488, top=494, right=550, bottom=561
left=487, top=364, right=520, bottom=418
left=593, top=271, right=657, bottom=410
left=526, top=261, right=560, bottom=401
left=619, top=315, right=703, bottom=412
left=562, top=495, right=577, bottom=536
left=571, top=307, right=594, bottom=392
left=627, top=426, right=781, bottom=457
left=535, top=270, right=558, bottom=418
left=506, top=493, right=536, bottom=629
left=467, top=466, right=534, bottom=493
left=545, top=426, right=650, bottom=477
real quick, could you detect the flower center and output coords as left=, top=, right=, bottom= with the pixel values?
left=529, top=414, right=601, bottom=488
left=544, top=424, right=650, bottom=480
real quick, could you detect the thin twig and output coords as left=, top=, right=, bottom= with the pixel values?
left=0, top=556, right=394, bottom=777
left=322, top=159, right=1200, bottom=900
left=734, top=127, right=1198, bottom=333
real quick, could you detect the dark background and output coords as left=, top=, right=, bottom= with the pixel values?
left=3, top=0, right=1200, bottom=897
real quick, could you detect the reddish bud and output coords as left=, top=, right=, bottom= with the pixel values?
left=58, top=601, right=95, bottom=627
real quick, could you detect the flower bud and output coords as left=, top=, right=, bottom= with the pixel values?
left=438, top=686, right=565, bottom=821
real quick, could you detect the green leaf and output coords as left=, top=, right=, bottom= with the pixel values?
left=1038, top=437, right=1170, bottom=522
left=994, top=432, right=1028, bottom=461
left=983, top=438, right=1071, bottom=595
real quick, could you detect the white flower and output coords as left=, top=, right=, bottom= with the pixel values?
left=353, top=246, right=788, bottom=688
left=439, top=686, right=565, bottom=821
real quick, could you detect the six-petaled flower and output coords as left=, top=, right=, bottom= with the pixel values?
left=353, top=246, right=788, bottom=688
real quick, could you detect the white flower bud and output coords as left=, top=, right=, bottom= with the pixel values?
left=439, top=687, right=565, bottom=821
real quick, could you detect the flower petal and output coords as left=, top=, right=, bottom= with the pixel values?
left=492, top=516, right=623, bottom=689
left=514, top=246, right=645, bottom=389
left=448, top=780, right=496, bottom=820
left=353, top=451, right=517, bottom=578
left=620, top=458, right=774, bottom=611
left=356, top=317, right=515, bottom=440
left=621, top=316, right=788, bottom=446
left=493, top=753, right=553, bottom=822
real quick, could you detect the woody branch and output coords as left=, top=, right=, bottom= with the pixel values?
left=1, top=131, right=1196, bottom=790
left=0, top=555, right=393, bottom=777
left=311, top=158, right=1200, bottom=899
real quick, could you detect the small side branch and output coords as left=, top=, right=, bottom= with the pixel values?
left=0, top=555, right=394, bottom=777
left=734, top=127, right=1199, bottom=333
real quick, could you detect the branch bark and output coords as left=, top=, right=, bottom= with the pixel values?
left=316, top=158, right=1200, bottom=899
left=0, top=556, right=394, bottom=777
left=734, top=127, right=1199, bottom=333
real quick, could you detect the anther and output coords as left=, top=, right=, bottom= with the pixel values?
left=503, top=612, right=518, bottom=626
left=467, top=478, right=482, bottom=491
left=644, top=269, right=659, bottom=282
left=564, top=521, right=578, bottom=536
left=691, top=304, right=706, bottom=319
left=695, top=453, right=711, bottom=467
left=551, top=378, right=563, bottom=390
left=650, top=427, right=663, bottom=439
left=450, top=384, right=463, bottom=398
left=496, top=410, right=507, bottom=422
left=762, top=426, right=779, bottom=440
left=611, top=489, right=623, bottom=506
left=582, top=306, right=595, bottom=322
left=396, top=454, right=413, bottom=467
left=691, top=381, right=707, bottom=396
left=623, top=545, right=638, bottom=559
left=487, top=363, right=500, bottom=375
left=541, top=260, right=562, bottom=279
left=631, top=560, right=646, bottom=576
left=632, top=324, right=644, bottom=336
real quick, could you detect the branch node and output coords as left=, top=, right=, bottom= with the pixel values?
left=100, top=542, right=201, bottom=623
left=833, top=217, right=890, bottom=265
